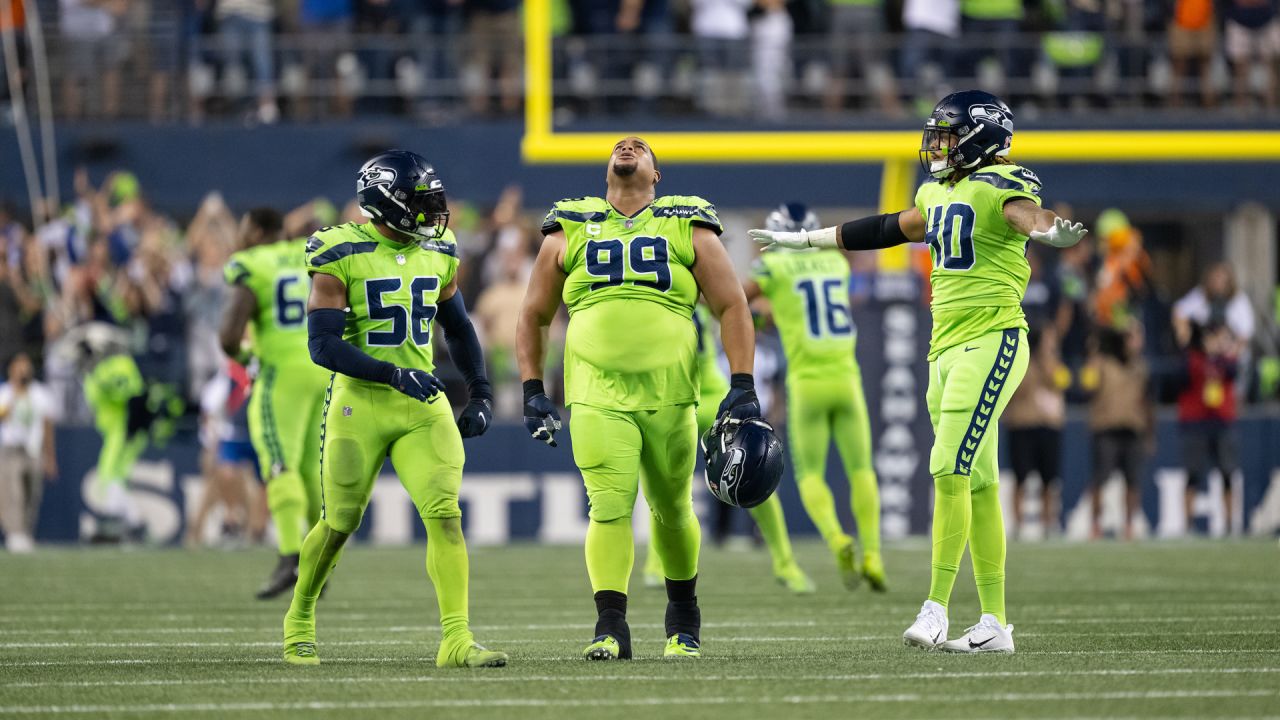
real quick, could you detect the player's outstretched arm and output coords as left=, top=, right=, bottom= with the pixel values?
left=435, top=278, right=494, bottom=438
left=516, top=232, right=568, bottom=447
left=1005, top=199, right=1087, bottom=248
left=748, top=208, right=926, bottom=252
left=218, top=284, right=258, bottom=361
left=306, top=273, right=444, bottom=402
left=692, top=227, right=760, bottom=420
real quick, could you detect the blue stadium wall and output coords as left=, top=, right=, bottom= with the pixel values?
left=3, top=121, right=1279, bottom=213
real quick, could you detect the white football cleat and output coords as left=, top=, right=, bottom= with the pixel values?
left=902, top=600, right=949, bottom=650
left=938, top=614, right=1015, bottom=654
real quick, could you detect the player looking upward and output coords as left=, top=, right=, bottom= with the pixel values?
left=221, top=208, right=330, bottom=599
left=281, top=150, right=506, bottom=668
left=641, top=303, right=814, bottom=595
left=517, top=137, right=759, bottom=660
left=746, top=203, right=885, bottom=592
left=750, top=91, right=1087, bottom=654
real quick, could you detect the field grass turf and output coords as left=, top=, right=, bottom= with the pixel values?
left=1, top=539, right=1277, bottom=719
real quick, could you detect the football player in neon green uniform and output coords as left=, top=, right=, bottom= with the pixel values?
left=281, top=150, right=506, bottom=668
left=221, top=208, right=332, bottom=599
left=750, top=91, right=1087, bottom=654
left=85, top=351, right=148, bottom=540
left=641, top=304, right=813, bottom=594
left=747, top=203, right=885, bottom=592
left=518, top=137, right=759, bottom=660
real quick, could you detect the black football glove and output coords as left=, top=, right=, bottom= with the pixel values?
left=390, top=367, right=446, bottom=402
left=717, top=373, right=761, bottom=422
left=522, top=379, right=562, bottom=447
left=456, top=397, right=492, bottom=438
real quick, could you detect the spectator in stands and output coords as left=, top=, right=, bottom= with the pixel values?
left=1168, top=0, right=1218, bottom=107
left=1092, top=208, right=1150, bottom=330
left=955, top=0, right=1024, bottom=94
left=1177, top=321, right=1241, bottom=535
left=825, top=0, right=900, bottom=114
left=216, top=0, right=279, bottom=123
left=465, top=0, right=522, bottom=115
left=473, top=247, right=528, bottom=417
left=0, top=239, right=44, bottom=371
left=1055, top=225, right=1095, bottom=368
left=900, top=0, right=960, bottom=109
left=1083, top=321, right=1152, bottom=540
left=1004, top=327, right=1067, bottom=539
left=1173, top=261, right=1254, bottom=396
left=751, top=0, right=793, bottom=121
left=0, top=352, right=57, bottom=553
left=691, top=0, right=753, bottom=116
left=1222, top=0, right=1279, bottom=109
left=0, top=0, right=27, bottom=114
left=401, top=0, right=465, bottom=114
left=59, top=0, right=127, bottom=119
left=1022, top=246, right=1065, bottom=334
left=296, top=0, right=357, bottom=118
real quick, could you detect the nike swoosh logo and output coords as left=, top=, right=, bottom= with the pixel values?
left=964, top=346, right=979, bottom=352
left=932, top=629, right=943, bottom=644
left=969, top=636, right=996, bottom=649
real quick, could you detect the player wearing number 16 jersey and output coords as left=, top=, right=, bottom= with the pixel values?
left=221, top=209, right=330, bottom=599
left=517, top=137, right=759, bottom=661
left=750, top=91, right=1087, bottom=654
left=281, top=150, right=506, bottom=668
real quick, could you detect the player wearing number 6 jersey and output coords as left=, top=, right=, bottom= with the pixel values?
left=747, top=203, right=884, bottom=593
left=750, top=91, right=1087, bottom=654
left=221, top=209, right=331, bottom=599
left=281, top=150, right=506, bottom=668
left=517, top=137, right=759, bottom=661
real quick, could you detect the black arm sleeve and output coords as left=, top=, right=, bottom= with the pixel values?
left=839, top=212, right=911, bottom=251
left=308, top=308, right=397, bottom=384
left=436, top=292, right=493, bottom=401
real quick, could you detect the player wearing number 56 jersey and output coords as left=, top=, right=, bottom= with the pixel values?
left=221, top=209, right=331, bottom=600
left=751, top=91, right=1087, bottom=655
left=281, top=150, right=506, bottom=669
left=518, top=137, right=759, bottom=661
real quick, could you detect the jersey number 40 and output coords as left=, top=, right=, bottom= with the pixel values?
left=586, top=236, right=671, bottom=292
left=924, top=203, right=977, bottom=271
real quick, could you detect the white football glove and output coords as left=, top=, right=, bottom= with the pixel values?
left=748, top=227, right=838, bottom=251
left=1029, top=217, right=1088, bottom=248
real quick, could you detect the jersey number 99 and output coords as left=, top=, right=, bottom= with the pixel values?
left=365, top=276, right=438, bottom=347
left=586, top=236, right=671, bottom=292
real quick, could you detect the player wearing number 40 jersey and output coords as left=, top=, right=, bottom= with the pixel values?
left=221, top=209, right=331, bottom=599
left=518, top=137, right=759, bottom=661
left=751, top=90, right=1088, bottom=655
left=281, top=150, right=506, bottom=669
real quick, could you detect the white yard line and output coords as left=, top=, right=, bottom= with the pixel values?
left=4, top=667, right=1278, bottom=690
left=0, top=689, right=1274, bottom=714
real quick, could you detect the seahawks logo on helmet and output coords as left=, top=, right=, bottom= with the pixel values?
left=359, top=166, right=397, bottom=190
left=969, top=103, right=1014, bottom=133
left=715, top=446, right=747, bottom=503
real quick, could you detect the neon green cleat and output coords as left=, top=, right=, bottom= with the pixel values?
left=283, top=641, right=320, bottom=666
left=583, top=635, right=622, bottom=661
left=861, top=552, right=888, bottom=592
left=774, top=564, right=817, bottom=594
left=835, top=538, right=863, bottom=591
left=663, top=633, right=701, bottom=659
left=437, top=637, right=509, bottom=668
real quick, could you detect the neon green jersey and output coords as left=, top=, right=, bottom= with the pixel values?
left=305, top=222, right=459, bottom=373
left=542, top=195, right=722, bottom=410
left=752, top=249, right=857, bottom=381
left=915, top=163, right=1043, bottom=359
left=85, top=354, right=143, bottom=408
left=693, top=304, right=729, bottom=399
left=225, top=238, right=313, bottom=366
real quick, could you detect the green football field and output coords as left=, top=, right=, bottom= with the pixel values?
left=1, top=539, right=1277, bottom=719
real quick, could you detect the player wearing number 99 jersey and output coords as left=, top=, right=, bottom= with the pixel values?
left=221, top=209, right=332, bottom=600
left=517, top=137, right=759, bottom=661
left=749, top=91, right=1088, bottom=654
left=281, top=150, right=506, bottom=669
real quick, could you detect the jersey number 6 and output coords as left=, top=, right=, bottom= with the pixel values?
left=586, top=236, right=672, bottom=292
left=365, top=276, right=439, bottom=347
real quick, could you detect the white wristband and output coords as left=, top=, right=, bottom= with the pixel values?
left=804, top=226, right=839, bottom=249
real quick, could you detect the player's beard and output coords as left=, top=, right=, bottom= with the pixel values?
left=611, top=159, right=638, bottom=178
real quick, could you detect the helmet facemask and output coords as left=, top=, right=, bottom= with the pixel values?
left=919, top=125, right=964, bottom=179
left=406, top=187, right=450, bottom=240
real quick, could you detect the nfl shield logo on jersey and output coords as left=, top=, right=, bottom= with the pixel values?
left=396, top=254, right=406, bottom=265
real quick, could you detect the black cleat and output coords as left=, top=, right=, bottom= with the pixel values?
left=256, top=554, right=300, bottom=600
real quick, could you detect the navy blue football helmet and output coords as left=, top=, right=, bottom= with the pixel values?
left=702, top=417, right=785, bottom=509
left=919, top=90, right=1014, bottom=179
left=765, top=203, right=821, bottom=234
left=356, top=150, right=449, bottom=239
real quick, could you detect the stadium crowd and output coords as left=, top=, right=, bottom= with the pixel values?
left=0, top=168, right=1275, bottom=549
left=2, top=0, right=1279, bottom=122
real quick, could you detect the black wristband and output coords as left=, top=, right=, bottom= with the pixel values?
left=839, top=212, right=910, bottom=251
left=730, top=373, right=755, bottom=390
left=522, top=379, right=546, bottom=403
